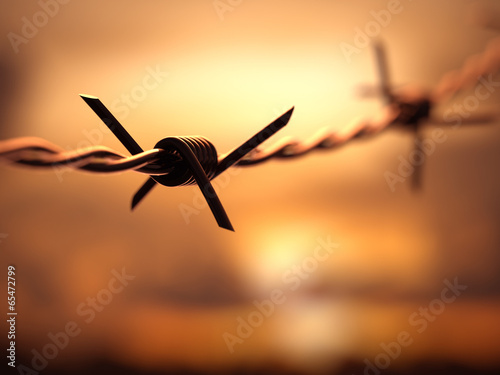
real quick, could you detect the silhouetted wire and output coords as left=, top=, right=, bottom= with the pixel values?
left=3, top=33, right=500, bottom=172
left=1, top=38, right=499, bottom=230
left=0, top=137, right=176, bottom=174
left=0, top=107, right=402, bottom=172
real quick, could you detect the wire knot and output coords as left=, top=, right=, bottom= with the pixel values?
left=152, top=136, right=219, bottom=187
left=77, top=94, right=293, bottom=231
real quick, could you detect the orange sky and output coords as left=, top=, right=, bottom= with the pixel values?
left=1, top=0, right=500, bottom=373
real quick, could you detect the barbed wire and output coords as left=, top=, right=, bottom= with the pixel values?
left=0, top=137, right=175, bottom=174
left=1, top=39, right=499, bottom=230
left=0, top=106, right=402, bottom=171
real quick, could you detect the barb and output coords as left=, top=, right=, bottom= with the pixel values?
left=0, top=98, right=295, bottom=231
left=240, top=34, right=500, bottom=166
left=238, top=106, right=402, bottom=166
left=1, top=36, right=499, bottom=230
left=0, top=104, right=402, bottom=171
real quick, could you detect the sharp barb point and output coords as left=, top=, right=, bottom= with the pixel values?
left=215, top=106, right=295, bottom=176
left=131, top=178, right=157, bottom=210
left=80, top=95, right=144, bottom=155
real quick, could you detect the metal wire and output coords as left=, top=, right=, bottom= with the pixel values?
left=0, top=38, right=498, bottom=230
left=238, top=106, right=403, bottom=166
left=431, top=35, right=500, bottom=103
left=0, top=105, right=407, bottom=172
left=237, top=34, right=500, bottom=165
left=3, top=33, right=499, bottom=173
left=0, top=137, right=177, bottom=175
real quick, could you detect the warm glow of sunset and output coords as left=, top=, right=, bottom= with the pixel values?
left=1, top=1, right=500, bottom=374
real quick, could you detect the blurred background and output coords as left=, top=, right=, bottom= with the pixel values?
left=1, top=0, right=500, bottom=374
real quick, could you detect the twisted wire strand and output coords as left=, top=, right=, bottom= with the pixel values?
left=1, top=34, right=499, bottom=175
left=239, top=33, right=500, bottom=166
left=237, top=106, right=400, bottom=166
left=0, top=137, right=178, bottom=175
left=239, top=34, right=500, bottom=166
left=431, top=35, right=500, bottom=103
left=0, top=106, right=400, bottom=173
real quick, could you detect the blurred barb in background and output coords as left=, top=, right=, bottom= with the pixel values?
left=1, top=0, right=500, bottom=374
